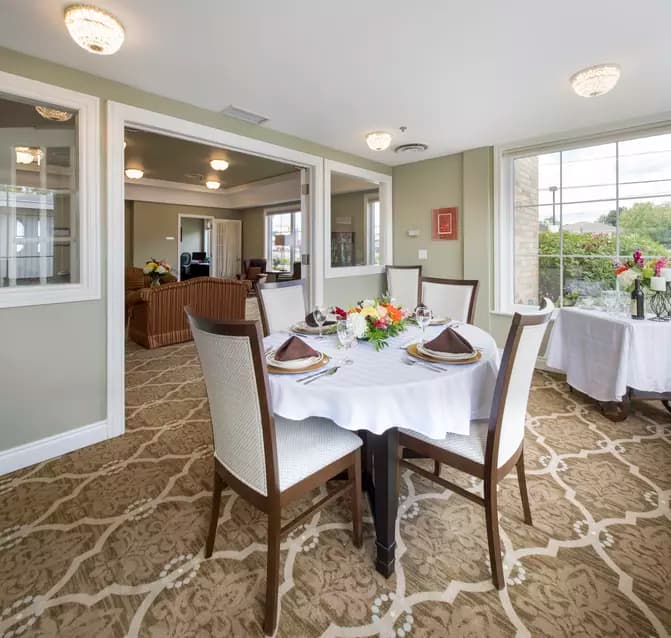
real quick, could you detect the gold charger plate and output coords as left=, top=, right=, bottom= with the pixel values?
left=267, top=353, right=330, bottom=375
left=406, top=343, right=481, bottom=365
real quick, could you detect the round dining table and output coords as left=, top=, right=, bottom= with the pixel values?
left=263, top=322, right=500, bottom=577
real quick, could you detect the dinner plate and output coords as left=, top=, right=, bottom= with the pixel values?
left=407, top=343, right=481, bottom=365
left=429, top=316, right=450, bottom=326
left=417, top=343, right=477, bottom=361
left=291, top=321, right=337, bottom=335
left=267, top=350, right=323, bottom=370
left=266, top=352, right=329, bottom=374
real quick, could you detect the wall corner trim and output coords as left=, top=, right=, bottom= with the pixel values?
left=0, top=420, right=109, bottom=476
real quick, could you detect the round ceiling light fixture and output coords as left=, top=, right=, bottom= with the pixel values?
left=35, top=106, right=74, bottom=122
left=205, top=180, right=221, bottom=190
left=15, top=147, right=42, bottom=165
left=209, top=159, right=230, bottom=171
left=366, top=131, right=392, bottom=152
left=124, top=168, right=144, bottom=179
left=64, top=5, right=125, bottom=55
left=570, top=63, right=620, bottom=98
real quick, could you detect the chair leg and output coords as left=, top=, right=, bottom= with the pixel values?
left=516, top=451, right=533, bottom=526
left=263, top=512, right=282, bottom=636
left=204, top=469, right=224, bottom=558
left=433, top=460, right=441, bottom=477
left=484, top=480, right=504, bottom=590
left=350, top=452, right=363, bottom=548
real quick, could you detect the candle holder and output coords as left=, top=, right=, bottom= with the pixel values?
left=650, top=290, right=669, bottom=321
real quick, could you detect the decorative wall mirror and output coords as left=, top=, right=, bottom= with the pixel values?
left=324, top=160, right=392, bottom=278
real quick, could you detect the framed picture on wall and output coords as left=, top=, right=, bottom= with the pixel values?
left=432, top=207, right=458, bottom=240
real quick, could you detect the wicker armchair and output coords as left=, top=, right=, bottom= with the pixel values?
left=127, top=277, right=246, bottom=348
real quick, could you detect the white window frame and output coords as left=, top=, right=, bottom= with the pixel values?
left=264, top=203, right=301, bottom=271
left=324, top=159, right=392, bottom=278
left=364, top=192, right=381, bottom=265
left=495, top=119, right=671, bottom=314
left=0, top=70, right=100, bottom=308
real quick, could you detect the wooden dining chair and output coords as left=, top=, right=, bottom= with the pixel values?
left=257, top=279, right=307, bottom=336
left=385, top=265, right=422, bottom=311
left=397, top=300, right=553, bottom=589
left=186, top=310, right=363, bottom=635
left=421, top=277, right=480, bottom=324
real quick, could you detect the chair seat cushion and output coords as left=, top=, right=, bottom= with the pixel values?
left=401, top=420, right=489, bottom=465
left=275, top=416, right=362, bottom=491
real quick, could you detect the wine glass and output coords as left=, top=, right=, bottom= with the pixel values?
left=336, top=317, right=356, bottom=364
left=415, top=304, right=433, bottom=345
left=313, top=304, right=327, bottom=340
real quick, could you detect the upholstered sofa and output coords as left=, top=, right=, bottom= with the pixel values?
left=127, top=276, right=247, bottom=348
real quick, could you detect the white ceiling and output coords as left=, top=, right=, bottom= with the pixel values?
left=1, top=0, right=670, bottom=165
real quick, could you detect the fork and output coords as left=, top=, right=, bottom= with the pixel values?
left=404, top=357, right=445, bottom=373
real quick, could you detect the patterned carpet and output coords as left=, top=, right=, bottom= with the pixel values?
left=0, top=304, right=669, bottom=637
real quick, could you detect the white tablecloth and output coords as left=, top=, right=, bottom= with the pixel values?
left=264, top=323, right=500, bottom=438
left=546, top=308, right=671, bottom=402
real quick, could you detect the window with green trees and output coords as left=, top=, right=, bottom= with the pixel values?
left=512, top=132, right=671, bottom=306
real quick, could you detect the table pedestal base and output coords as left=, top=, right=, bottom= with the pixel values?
left=360, top=429, right=399, bottom=578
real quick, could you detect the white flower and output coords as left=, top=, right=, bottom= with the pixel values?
left=617, top=269, right=637, bottom=289
left=362, top=299, right=375, bottom=308
left=156, top=265, right=167, bottom=274
left=350, top=313, right=368, bottom=339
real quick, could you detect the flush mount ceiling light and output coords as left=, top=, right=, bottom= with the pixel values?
left=124, top=168, right=144, bottom=179
left=570, top=64, right=621, bottom=97
left=15, top=147, right=42, bottom=165
left=209, top=159, right=230, bottom=171
left=205, top=180, right=221, bottom=190
left=64, top=5, right=125, bottom=55
left=366, top=131, right=392, bottom=152
left=35, top=106, right=74, bottom=122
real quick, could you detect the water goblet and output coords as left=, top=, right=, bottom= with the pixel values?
left=336, top=317, right=356, bottom=364
left=313, top=304, right=327, bottom=340
left=415, top=304, right=432, bottom=345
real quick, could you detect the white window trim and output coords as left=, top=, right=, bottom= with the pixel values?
left=324, top=159, right=392, bottom=278
left=494, top=117, right=671, bottom=314
left=364, top=192, right=380, bottom=265
left=0, top=70, right=100, bottom=309
left=264, top=203, right=301, bottom=269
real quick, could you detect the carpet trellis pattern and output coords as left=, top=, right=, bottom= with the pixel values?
left=0, top=333, right=669, bottom=636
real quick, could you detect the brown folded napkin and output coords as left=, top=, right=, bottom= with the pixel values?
left=423, top=327, right=474, bottom=354
left=274, top=336, right=320, bottom=361
left=305, top=312, right=336, bottom=327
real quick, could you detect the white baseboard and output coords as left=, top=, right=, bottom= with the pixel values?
left=0, top=420, right=108, bottom=476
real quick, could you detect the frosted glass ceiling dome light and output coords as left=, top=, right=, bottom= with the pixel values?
left=124, top=168, right=144, bottom=179
left=570, top=64, right=620, bottom=97
left=205, top=180, right=221, bottom=190
left=209, top=159, right=230, bottom=171
left=35, top=106, right=74, bottom=122
left=366, top=131, right=392, bottom=151
left=64, top=5, right=125, bottom=55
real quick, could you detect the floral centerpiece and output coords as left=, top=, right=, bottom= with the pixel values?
left=614, top=250, right=667, bottom=292
left=334, top=297, right=408, bottom=351
left=143, top=258, right=171, bottom=287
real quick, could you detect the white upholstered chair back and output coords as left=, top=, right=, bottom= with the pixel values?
left=257, top=281, right=307, bottom=335
left=421, top=279, right=478, bottom=323
left=490, top=301, right=553, bottom=468
left=189, top=317, right=271, bottom=495
left=386, top=266, right=421, bottom=311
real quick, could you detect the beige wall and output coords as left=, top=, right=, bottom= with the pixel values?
left=324, top=274, right=385, bottom=308
left=131, top=202, right=240, bottom=271
left=180, top=217, right=204, bottom=257
left=331, top=191, right=373, bottom=267
left=0, top=47, right=390, bottom=456
left=240, top=207, right=266, bottom=264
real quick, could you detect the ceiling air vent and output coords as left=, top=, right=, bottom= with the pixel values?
left=394, top=143, right=428, bottom=154
left=221, top=105, right=269, bottom=125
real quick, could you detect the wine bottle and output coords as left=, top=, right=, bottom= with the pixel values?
left=631, top=278, right=645, bottom=320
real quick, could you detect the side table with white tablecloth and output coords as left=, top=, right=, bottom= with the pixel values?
left=546, top=308, right=671, bottom=417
